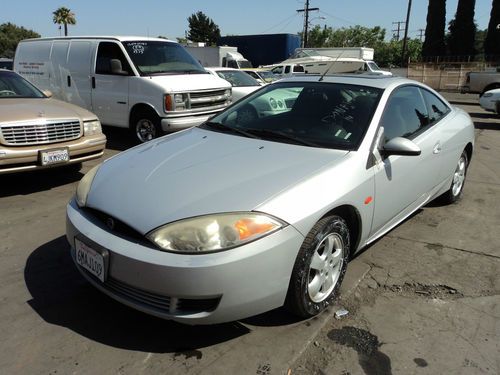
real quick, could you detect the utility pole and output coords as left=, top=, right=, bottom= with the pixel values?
left=392, top=21, right=405, bottom=41
left=297, top=0, right=319, bottom=48
left=401, top=0, right=412, bottom=67
left=417, top=28, right=425, bottom=42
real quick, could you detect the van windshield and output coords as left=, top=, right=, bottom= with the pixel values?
left=122, top=41, right=207, bottom=76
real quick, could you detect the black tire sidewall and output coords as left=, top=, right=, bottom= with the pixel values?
left=287, top=215, right=350, bottom=317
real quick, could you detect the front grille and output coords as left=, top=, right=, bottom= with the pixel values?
left=188, top=89, right=229, bottom=110
left=1, top=119, right=81, bottom=145
left=88, top=273, right=221, bottom=315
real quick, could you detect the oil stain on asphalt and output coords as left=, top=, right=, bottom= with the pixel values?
left=327, top=326, right=392, bottom=375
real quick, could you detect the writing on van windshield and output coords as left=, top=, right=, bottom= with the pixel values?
left=126, top=42, right=146, bottom=54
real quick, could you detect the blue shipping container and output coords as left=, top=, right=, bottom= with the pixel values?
left=218, top=34, right=301, bottom=68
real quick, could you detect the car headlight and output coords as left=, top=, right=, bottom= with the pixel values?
left=83, top=120, right=102, bottom=135
left=76, top=164, right=101, bottom=207
left=146, top=212, right=285, bottom=253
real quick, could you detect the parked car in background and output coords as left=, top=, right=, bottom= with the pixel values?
left=205, top=67, right=262, bottom=101
left=0, top=69, right=106, bottom=174
left=14, top=36, right=231, bottom=143
left=67, top=74, right=474, bottom=324
left=463, top=69, right=500, bottom=96
left=479, top=88, right=500, bottom=114
left=241, top=68, right=278, bottom=84
left=0, top=58, right=13, bottom=70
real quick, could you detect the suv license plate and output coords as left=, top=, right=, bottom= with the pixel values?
left=75, top=238, right=106, bottom=282
left=40, top=149, right=69, bottom=166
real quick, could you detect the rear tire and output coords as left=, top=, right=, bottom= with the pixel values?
left=130, top=110, right=162, bottom=143
left=286, top=215, right=350, bottom=318
left=440, top=150, right=468, bottom=204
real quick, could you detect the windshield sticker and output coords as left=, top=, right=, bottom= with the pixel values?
left=127, top=42, right=147, bottom=54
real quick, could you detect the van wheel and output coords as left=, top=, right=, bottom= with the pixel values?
left=130, top=110, right=161, bottom=143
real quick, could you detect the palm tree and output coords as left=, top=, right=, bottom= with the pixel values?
left=52, top=7, right=76, bottom=36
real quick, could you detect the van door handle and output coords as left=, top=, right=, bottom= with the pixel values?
left=91, top=77, right=96, bottom=89
left=67, top=75, right=71, bottom=87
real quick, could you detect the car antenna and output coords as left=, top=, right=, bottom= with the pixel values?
left=318, top=50, right=348, bottom=82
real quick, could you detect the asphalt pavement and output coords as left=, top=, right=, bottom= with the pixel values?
left=0, top=92, right=498, bottom=375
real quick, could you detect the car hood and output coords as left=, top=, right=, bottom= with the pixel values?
left=86, top=127, right=348, bottom=234
left=148, top=73, right=231, bottom=92
left=0, top=98, right=97, bottom=123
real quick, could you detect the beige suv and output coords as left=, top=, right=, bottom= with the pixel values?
left=0, top=70, right=106, bottom=174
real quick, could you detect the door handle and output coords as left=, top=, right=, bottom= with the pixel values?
left=433, top=142, right=442, bottom=154
left=67, top=75, right=71, bottom=87
left=91, top=77, right=96, bottom=89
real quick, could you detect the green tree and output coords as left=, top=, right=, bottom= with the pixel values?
left=304, top=25, right=385, bottom=49
left=422, top=0, right=447, bottom=59
left=447, top=0, right=476, bottom=57
left=484, top=0, right=500, bottom=59
left=52, top=7, right=76, bottom=36
left=0, top=23, right=40, bottom=58
left=187, top=11, right=220, bottom=46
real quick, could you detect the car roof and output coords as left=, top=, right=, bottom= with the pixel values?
left=277, top=73, right=413, bottom=90
left=205, top=67, right=241, bottom=72
left=21, top=36, right=176, bottom=43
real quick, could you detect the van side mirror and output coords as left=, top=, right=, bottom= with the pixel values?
left=43, top=90, right=53, bottom=98
left=110, top=59, right=128, bottom=75
left=380, top=137, right=421, bottom=157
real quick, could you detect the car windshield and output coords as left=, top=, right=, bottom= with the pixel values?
left=215, top=70, right=260, bottom=87
left=122, top=41, right=207, bottom=76
left=0, top=71, right=45, bottom=98
left=202, top=81, right=383, bottom=150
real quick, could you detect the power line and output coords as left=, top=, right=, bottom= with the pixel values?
left=260, top=13, right=300, bottom=34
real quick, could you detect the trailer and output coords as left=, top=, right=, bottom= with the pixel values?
left=184, top=45, right=252, bottom=69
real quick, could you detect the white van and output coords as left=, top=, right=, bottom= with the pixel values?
left=14, top=36, right=232, bottom=142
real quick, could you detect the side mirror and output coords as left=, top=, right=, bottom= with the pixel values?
left=43, top=90, right=53, bottom=98
left=381, top=137, right=421, bottom=157
left=110, top=59, right=128, bottom=75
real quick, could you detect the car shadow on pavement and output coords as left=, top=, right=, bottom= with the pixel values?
left=0, top=168, right=83, bottom=198
left=24, top=236, right=251, bottom=353
left=448, top=100, right=480, bottom=107
left=469, top=112, right=498, bottom=119
left=102, top=126, right=136, bottom=152
left=474, top=120, right=500, bottom=130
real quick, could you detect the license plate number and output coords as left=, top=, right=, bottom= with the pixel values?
left=40, top=149, right=69, bottom=166
left=75, top=239, right=105, bottom=282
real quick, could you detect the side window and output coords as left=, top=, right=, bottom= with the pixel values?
left=380, top=86, right=429, bottom=142
left=421, top=89, right=450, bottom=124
left=95, top=42, right=131, bottom=75
left=272, top=66, right=283, bottom=75
left=284, top=65, right=291, bottom=74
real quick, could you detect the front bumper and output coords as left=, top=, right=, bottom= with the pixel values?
left=479, top=97, right=498, bottom=112
left=66, top=199, right=304, bottom=325
left=0, top=133, right=106, bottom=174
left=161, top=112, right=221, bottom=132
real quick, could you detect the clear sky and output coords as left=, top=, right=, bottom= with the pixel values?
left=2, top=0, right=494, bottom=41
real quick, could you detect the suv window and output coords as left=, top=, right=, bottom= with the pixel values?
left=96, top=42, right=131, bottom=75
left=380, top=86, right=429, bottom=142
left=421, top=89, right=450, bottom=124
left=284, top=66, right=291, bottom=74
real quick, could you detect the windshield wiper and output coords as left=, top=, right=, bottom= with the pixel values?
left=245, top=129, right=319, bottom=147
left=203, top=122, right=261, bottom=139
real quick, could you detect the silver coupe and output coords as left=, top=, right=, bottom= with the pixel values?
left=66, top=74, right=474, bottom=324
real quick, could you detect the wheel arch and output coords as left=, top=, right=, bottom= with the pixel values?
left=320, top=204, right=362, bottom=255
left=464, top=142, right=473, bottom=164
left=129, top=103, right=160, bottom=126
left=481, top=82, right=500, bottom=95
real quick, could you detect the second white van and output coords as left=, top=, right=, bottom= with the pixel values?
left=14, top=36, right=232, bottom=142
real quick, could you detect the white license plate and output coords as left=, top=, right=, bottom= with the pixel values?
left=75, top=238, right=106, bottom=282
left=41, top=149, right=69, bottom=166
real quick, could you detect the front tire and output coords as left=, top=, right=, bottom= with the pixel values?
left=130, top=110, right=161, bottom=143
left=286, top=215, right=350, bottom=318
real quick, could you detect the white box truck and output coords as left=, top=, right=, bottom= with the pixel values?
left=14, top=36, right=232, bottom=142
left=185, top=46, right=252, bottom=69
